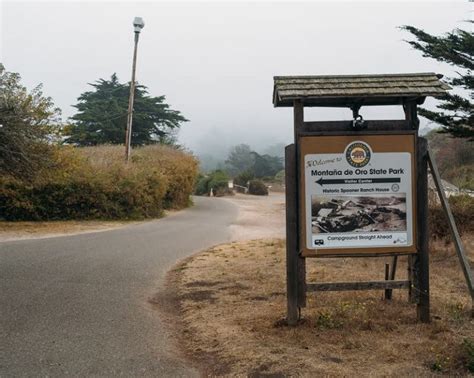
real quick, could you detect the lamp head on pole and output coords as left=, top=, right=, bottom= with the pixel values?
left=133, top=17, right=145, bottom=33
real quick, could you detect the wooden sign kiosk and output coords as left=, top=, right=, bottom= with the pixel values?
left=273, top=73, right=450, bottom=325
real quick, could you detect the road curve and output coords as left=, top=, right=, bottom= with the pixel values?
left=0, top=197, right=238, bottom=376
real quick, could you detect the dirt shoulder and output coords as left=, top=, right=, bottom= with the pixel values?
left=156, top=193, right=474, bottom=376
left=223, top=192, right=285, bottom=241
left=0, top=209, right=183, bottom=243
left=0, top=220, right=137, bottom=242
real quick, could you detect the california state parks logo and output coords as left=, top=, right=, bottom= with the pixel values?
left=345, top=141, right=371, bottom=168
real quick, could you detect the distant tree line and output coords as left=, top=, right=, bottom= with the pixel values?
left=194, top=143, right=284, bottom=197
left=225, top=144, right=283, bottom=178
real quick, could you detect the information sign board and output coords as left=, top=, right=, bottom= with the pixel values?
left=300, top=134, right=417, bottom=256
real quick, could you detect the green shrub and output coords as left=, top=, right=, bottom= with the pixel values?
left=234, top=171, right=254, bottom=186
left=195, top=170, right=230, bottom=197
left=233, top=171, right=254, bottom=193
left=463, top=338, right=474, bottom=373
left=315, top=310, right=343, bottom=330
left=132, top=145, right=198, bottom=209
left=274, top=170, right=285, bottom=184
left=195, top=175, right=212, bottom=196
left=0, top=145, right=198, bottom=220
left=444, top=165, right=474, bottom=191
left=429, top=194, right=474, bottom=239
left=209, top=170, right=230, bottom=196
left=248, top=179, right=268, bottom=196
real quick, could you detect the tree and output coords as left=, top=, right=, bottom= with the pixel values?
left=401, top=24, right=473, bottom=140
left=0, top=64, right=60, bottom=179
left=64, top=74, right=187, bottom=146
left=251, top=152, right=283, bottom=178
left=195, top=170, right=230, bottom=196
left=225, top=144, right=254, bottom=175
left=262, top=143, right=285, bottom=158
left=225, top=143, right=284, bottom=178
left=233, top=170, right=254, bottom=192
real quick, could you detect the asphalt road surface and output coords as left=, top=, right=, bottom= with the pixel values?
left=0, top=197, right=238, bottom=376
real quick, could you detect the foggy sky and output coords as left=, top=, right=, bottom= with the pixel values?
left=1, top=1, right=471, bottom=155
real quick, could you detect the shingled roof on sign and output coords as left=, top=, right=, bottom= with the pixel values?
left=273, top=73, right=450, bottom=107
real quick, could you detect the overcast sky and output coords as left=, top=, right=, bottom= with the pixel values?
left=1, top=1, right=471, bottom=155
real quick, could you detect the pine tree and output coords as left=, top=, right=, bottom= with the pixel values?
left=401, top=24, right=473, bottom=140
left=64, top=74, right=187, bottom=146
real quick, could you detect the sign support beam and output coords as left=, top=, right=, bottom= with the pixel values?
left=293, top=101, right=306, bottom=311
left=285, top=100, right=307, bottom=326
left=416, top=137, right=430, bottom=322
left=285, top=143, right=299, bottom=326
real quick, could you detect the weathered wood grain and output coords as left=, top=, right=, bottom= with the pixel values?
left=307, top=280, right=410, bottom=292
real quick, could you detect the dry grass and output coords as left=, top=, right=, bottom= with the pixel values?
left=162, top=236, right=474, bottom=376
left=0, top=220, right=135, bottom=241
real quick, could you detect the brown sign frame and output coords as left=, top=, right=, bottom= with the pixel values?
left=299, top=133, right=417, bottom=257
left=284, top=101, right=430, bottom=327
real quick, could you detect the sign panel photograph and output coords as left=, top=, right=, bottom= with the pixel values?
left=300, top=134, right=417, bottom=256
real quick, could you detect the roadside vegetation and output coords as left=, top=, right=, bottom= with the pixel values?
left=429, top=194, right=474, bottom=239
left=195, top=170, right=231, bottom=197
left=426, top=130, right=473, bottom=191
left=0, top=65, right=196, bottom=221
left=1, top=145, right=197, bottom=220
left=195, top=143, right=283, bottom=197
left=164, top=236, right=473, bottom=376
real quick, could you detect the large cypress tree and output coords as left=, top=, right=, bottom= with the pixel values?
left=64, top=74, right=187, bottom=146
left=401, top=24, right=473, bottom=140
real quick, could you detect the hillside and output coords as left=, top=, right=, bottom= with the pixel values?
left=426, top=130, right=473, bottom=190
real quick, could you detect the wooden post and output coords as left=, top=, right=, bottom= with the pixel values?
left=403, top=101, right=424, bottom=314
left=286, top=101, right=306, bottom=325
left=416, top=137, right=430, bottom=322
left=285, top=143, right=299, bottom=325
left=408, top=255, right=416, bottom=303
left=297, top=256, right=306, bottom=309
left=125, top=32, right=140, bottom=162
left=293, top=101, right=306, bottom=310
left=404, top=101, right=419, bottom=130
left=386, top=256, right=398, bottom=300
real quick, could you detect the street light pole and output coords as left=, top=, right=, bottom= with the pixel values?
left=125, top=17, right=145, bottom=162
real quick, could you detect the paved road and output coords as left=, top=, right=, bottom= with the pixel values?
left=0, top=197, right=238, bottom=377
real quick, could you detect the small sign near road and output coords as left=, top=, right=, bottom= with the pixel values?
left=300, top=134, right=416, bottom=256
